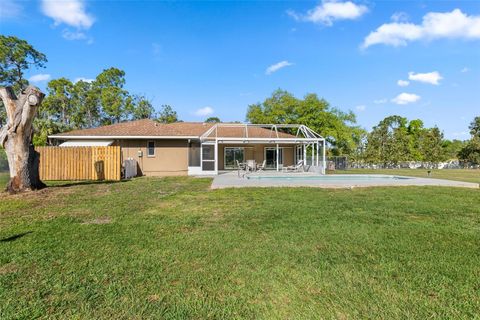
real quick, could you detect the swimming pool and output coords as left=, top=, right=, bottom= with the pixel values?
left=211, top=172, right=478, bottom=189
left=246, top=175, right=412, bottom=181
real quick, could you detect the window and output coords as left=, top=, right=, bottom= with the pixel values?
left=147, top=141, right=155, bottom=157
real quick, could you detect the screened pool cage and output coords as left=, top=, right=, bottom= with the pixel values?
left=187, top=123, right=326, bottom=175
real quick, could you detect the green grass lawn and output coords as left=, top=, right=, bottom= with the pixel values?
left=1, top=177, right=479, bottom=319
left=0, top=172, right=8, bottom=187
left=332, top=168, right=480, bottom=184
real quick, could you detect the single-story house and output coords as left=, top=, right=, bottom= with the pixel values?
left=49, top=119, right=326, bottom=176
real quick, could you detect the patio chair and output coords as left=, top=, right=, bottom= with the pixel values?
left=236, top=160, right=247, bottom=171
left=256, top=160, right=266, bottom=171
left=283, top=160, right=304, bottom=173
left=237, top=160, right=248, bottom=178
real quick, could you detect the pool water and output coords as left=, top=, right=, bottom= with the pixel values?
left=246, top=175, right=412, bottom=181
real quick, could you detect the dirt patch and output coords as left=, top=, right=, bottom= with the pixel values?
left=147, top=294, right=161, bottom=302
left=0, top=263, right=19, bottom=275
left=81, top=217, right=112, bottom=225
left=202, top=208, right=226, bottom=225
left=0, top=185, right=75, bottom=203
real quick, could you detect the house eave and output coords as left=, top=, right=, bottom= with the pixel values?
left=48, top=135, right=201, bottom=140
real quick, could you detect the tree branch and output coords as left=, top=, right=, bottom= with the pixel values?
left=0, top=127, right=7, bottom=148
left=0, top=87, right=17, bottom=122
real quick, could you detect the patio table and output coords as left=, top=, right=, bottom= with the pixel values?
left=246, top=160, right=256, bottom=172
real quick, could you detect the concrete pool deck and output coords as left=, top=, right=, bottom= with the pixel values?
left=211, top=172, right=479, bottom=189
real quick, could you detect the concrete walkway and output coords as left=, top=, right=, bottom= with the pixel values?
left=211, top=171, right=479, bottom=189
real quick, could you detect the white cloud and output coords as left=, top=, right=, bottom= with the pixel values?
left=62, top=29, right=87, bottom=40
left=397, top=80, right=410, bottom=87
left=355, top=105, right=366, bottom=111
left=461, top=67, right=470, bottom=73
left=265, top=61, right=293, bottom=75
left=391, top=12, right=409, bottom=23
left=29, top=74, right=51, bottom=82
left=41, top=0, right=94, bottom=29
left=373, top=98, right=387, bottom=104
left=408, top=71, right=443, bottom=85
left=0, top=0, right=22, bottom=19
left=391, top=93, right=421, bottom=105
left=288, top=1, right=368, bottom=26
left=74, top=77, right=94, bottom=83
left=194, top=106, right=214, bottom=117
left=362, top=9, right=480, bottom=48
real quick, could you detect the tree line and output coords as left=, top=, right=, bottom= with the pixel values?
left=361, top=116, right=479, bottom=166
left=33, top=68, right=181, bottom=145
left=246, top=90, right=480, bottom=166
left=0, top=35, right=182, bottom=145
left=1, top=35, right=479, bottom=167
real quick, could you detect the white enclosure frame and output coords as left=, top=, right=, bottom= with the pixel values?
left=193, top=123, right=326, bottom=175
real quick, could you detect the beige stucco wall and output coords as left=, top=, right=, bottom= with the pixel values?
left=218, top=144, right=296, bottom=170
left=115, top=139, right=189, bottom=176
left=94, top=140, right=298, bottom=175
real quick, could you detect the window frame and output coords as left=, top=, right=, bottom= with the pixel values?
left=224, top=147, right=245, bottom=169
left=147, top=140, right=156, bottom=157
left=264, top=147, right=283, bottom=169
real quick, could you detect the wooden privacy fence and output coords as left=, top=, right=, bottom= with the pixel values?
left=36, top=146, right=121, bottom=181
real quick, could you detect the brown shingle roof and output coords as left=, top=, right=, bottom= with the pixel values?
left=50, top=119, right=296, bottom=139
left=51, top=120, right=214, bottom=137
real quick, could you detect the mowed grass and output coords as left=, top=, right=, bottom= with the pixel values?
left=0, top=172, right=8, bottom=187
left=1, top=177, right=479, bottom=319
left=333, top=168, right=480, bottom=184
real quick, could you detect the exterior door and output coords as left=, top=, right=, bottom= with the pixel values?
left=265, top=147, right=283, bottom=169
left=224, top=147, right=245, bottom=169
left=201, top=144, right=215, bottom=171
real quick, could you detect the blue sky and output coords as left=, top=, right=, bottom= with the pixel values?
left=1, top=0, right=479, bottom=139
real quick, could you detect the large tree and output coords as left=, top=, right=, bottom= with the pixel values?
left=205, top=116, right=221, bottom=123
left=246, top=89, right=365, bottom=155
left=0, top=86, right=46, bottom=193
left=365, top=116, right=452, bottom=166
left=130, top=95, right=156, bottom=120
left=365, top=116, right=411, bottom=166
left=0, top=35, right=47, bottom=92
left=34, top=78, right=77, bottom=145
left=442, top=139, right=465, bottom=160
left=459, top=116, right=480, bottom=165
left=157, top=105, right=178, bottom=123
left=95, top=68, right=130, bottom=124
left=419, top=126, right=445, bottom=165
left=469, top=116, right=480, bottom=138
left=71, top=79, right=100, bottom=128
left=0, top=36, right=47, bottom=192
left=458, top=137, right=480, bottom=165
left=0, top=35, right=46, bottom=129
left=41, top=78, right=75, bottom=126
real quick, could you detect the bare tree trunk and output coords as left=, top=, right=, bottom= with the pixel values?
left=0, top=86, right=46, bottom=194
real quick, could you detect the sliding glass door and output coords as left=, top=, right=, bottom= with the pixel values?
left=224, top=147, right=245, bottom=169
left=265, top=147, right=283, bottom=169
